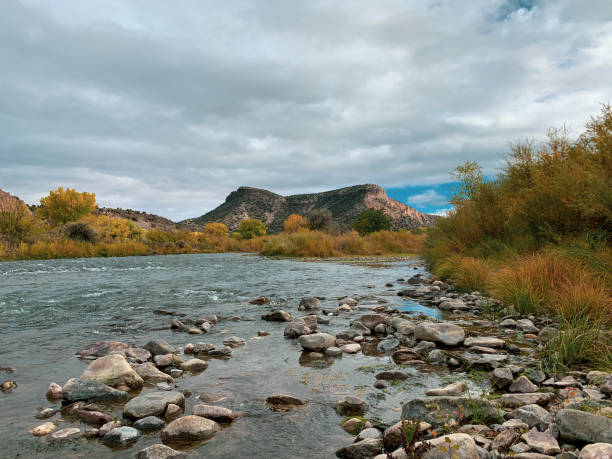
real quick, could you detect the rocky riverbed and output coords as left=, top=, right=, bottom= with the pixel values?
left=1, top=254, right=611, bottom=458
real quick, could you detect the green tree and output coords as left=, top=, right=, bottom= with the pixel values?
left=352, top=209, right=392, bottom=235
left=307, top=209, right=335, bottom=232
left=238, top=218, right=267, bottom=239
left=450, top=160, right=484, bottom=206
left=38, top=187, right=97, bottom=225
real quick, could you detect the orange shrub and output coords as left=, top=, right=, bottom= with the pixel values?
left=283, top=214, right=309, bottom=233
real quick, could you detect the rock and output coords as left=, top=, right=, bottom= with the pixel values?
left=383, top=421, right=431, bottom=451
left=48, top=427, right=81, bottom=442
left=499, top=318, right=518, bottom=328
left=193, top=343, right=215, bottom=355
left=76, top=341, right=130, bottom=358
left=266, top=394, right=306, bottom=406
left=336, top=329, right=363, bottom=340
left=600, top=376, right=612, bottom=395
left=359, top=314, right=387, bottom=330
left=340, top=343, right=362, bottom=354
left=200, top=321, right=212, bottom=333
left=335, top=397, right=368, bottom=416
left=517, top=319, right=539, bottom=333
left=339, top=297, right=358, bottom=307
left=557, top=409, right=612, bottom=443
left=500, top=392, right=553, bottom=408
left=439, top=299, right=469, bottom=311
left=144, top=340, right=177, bottom=356
left=529, top=369, right=547, bottom=384
left=80, top=354, right=144, bottom=389
left=165, top=404, right=182, bottom=422
left=46, top=382, right=62, bottom=400
left=208, top=346, right=233, bottom=357
left=464, top=337, right=505, bottom=348
left=376, top=370, right=409, bottom=381
left=125, top=347, right=152, bottom=362
left=374, top=323, right=386, bottom=334
left=336, top=305, right=352, bottom=313
left=284, top=319, right=312, bottom=338
left=183, top=343, right=195, bottom=354
left=123, top=391, right=185, bottom=420
left=377, top=338, right=400, bottom=353
left=223, top=336, right=246, bottom=348
left=356, top=427, right=382, bottom=442
left=36, top=408, right=57, bottom=419
left=511, top=404, right=552, bottom=430
left=342, top=418, right=372, bottom=435
left=521, top=428, right=560, bottom=455
left=350, top=321, right=372, bottom=336
left=325, top=347, right=342, bottom=357
left=131, top=362, right=174, bottom=384
left=134, top=416, right=166, bottom=431
left=261, top=310, right=291, bottom=322
left=428, top=349, right=446, bottom=364
left=62, top=378, right=130, bottom=403
left=161, top=415, right=219, bottom=445
left=99, top=421, right=121, bottom=437
left=392, top=349, right=421, bottom=364
left=336, top=438, right=382, bottom=458
left=401, top=396, right=497, bottom=425
left=29, top=422, right=56, bottom=437
left=537, top=327, right=558, bottom=344
left=490, top=367, right=514, bottom=389
left=510, top=375, right=539, bottom=393
left=492, top=428, right=520, bottom=452
left=135, top=444, right=187, bottom=459
left=299, top=297, right=320, bottom=311
left=414, top=340, right=436, bottom=353
left=579, top=443, right=612, bottom=459
left=467, top=353, right=508, bottom=370
left=170, top=319, right=186, bottom=330
left=192, top=404, right=240, bottom=422
left=374, top=380, right=389, bottom=389
left=257, top=330, right=271, bottom=336
left=75, top=409, right=112, bottom=425
left=510, top=442, right=531, bottom=454
left=250, top=296, right=270, bottom=305
left=586, top=371, right=609, bottom=385
left=187, top=328, right=203, bottom=335
left=180, top=359, right=208, bottom=372
left=414, top=322, right=465, bottom=346
left=298, top=333, right=336, bottom=352
left=425, top=382, right=466, bottom=396
left=502, top=418, right=529, bottom=430
left=103, top=426, right=141, bottom=447
left=418, top=433, right=478, bottom=459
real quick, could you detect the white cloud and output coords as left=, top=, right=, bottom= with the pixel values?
left=406, top=189, right=449, bottom=208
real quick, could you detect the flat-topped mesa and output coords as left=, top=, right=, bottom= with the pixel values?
left=183, top=184, right=437, bottom=232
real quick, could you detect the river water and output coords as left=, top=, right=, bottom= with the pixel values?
left=0, top=253, right=452, bottom=458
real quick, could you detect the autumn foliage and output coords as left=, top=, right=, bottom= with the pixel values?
left=283, top=214, right=309, bottom=233
left=38, top=187, right=97, bottom=225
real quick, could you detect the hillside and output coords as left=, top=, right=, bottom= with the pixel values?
left=96, top=207, right=183, bottom=231
left=0, top=189, right=32, bottom=214
left=183, top=184, right=437, bottom=232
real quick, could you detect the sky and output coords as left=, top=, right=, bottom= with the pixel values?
left=1, top=0, right=611, bottom=220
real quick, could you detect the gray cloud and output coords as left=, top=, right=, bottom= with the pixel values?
left=1, top=0, right=611, bottom=220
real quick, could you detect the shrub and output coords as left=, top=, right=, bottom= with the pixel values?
left=0, top=200, right=40, bottom=245
left=204, top=222, right=229, bottom=237
left=351, top=209, right=392, bottom=235
left=65, top=222, right=97, bottom=242
left=238, top=218, right=267, bottom=239
left=85, top=215, right=143, bottom=242
left=283, top=214, right=309, bottom=233
left=38, top=187, right=97, bottom=225
left=307, top=209, right=338, bottom=233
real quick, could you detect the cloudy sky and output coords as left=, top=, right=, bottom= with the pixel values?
left=1, top=0, right=611, bottom=219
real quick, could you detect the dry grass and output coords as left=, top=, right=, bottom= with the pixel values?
left=434, top=255, right=491, bottom=293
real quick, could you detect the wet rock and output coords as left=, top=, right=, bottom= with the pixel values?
left=299, top=297, right=320, bottom=311
left=266, top=394, right=306, bottom=406
left=374, top=380, right=389, bottom=389
left=36, top=407, right=57, bottom=419
left=123, top=391, right=185, bottom=420
left=339, top=297, right=358, bottom=307
left=428, top=349, right=446, bottom=364
left=377, top=338, right=400, bottom=353
left=336, top=438, right=382, bottom=458
left=510, top=375, right=539, bottom=393
left=180, top=359, right=208, bottom=372
left=414, top=340, right=436, bottom=353
left=358, top=314, right=387, bottom=331
left=376, top=370, right=409, bottom=381
left=401, top=396, right=497, bottom=425
left=48, top=427, right=81, bottom=442
left=579, top=443, right=612, bottom=458
left=425, top=381, right=467, bottom=396
left=261, top=310, right=291, bottom=322
left=62, top=378, right=130, bottom=403
left=335, top=397, right=368, bottom=416
left=134, top=416, right=166, bottom=431
left=183, top=343, right=195, bottom=354
left=161, top=415, right=219, bottom=445
left=356, top=427, right=382, bottom=442
left=135, top=444, right=187, bottom=459
left=516, top=319, right=539, bottom=333
left=499, top=318, right=517, bottom=328
left=46, top=382, right=62, bottom=400
left=187, top=328, right=203, bottom=335
left=250, top=296, right=270, bottom=305
left=350, top=321, right=372, bottom=336
left=308, top=351, right=324, bottom=358
left=223, top=336, right=246, bottom=348
left=374, top=323, right=386, bottom=334
left=131, top=362, right=174, bottom=384
left=193, top=343, right=215, bottom=355
left=557, top=409, right=612, bottom=443
left=500, top=392, right=553, bottom=408
left=382, top=421, right=431, bottom=451
left=342, top=418, right=373, bottom=435
left=170, top=319, right=186, bottom=330
left=418, top=433, right=478, bottom=459
left=340, top=343, right=362, bottom=354
left=80, top=354, right=145, bottom=389
left=29, top=422, right=56, bottom=437
left=336, top=305, right=352, bottom=313
left=257, top=330, right=271, bottom=336
left=199, top=322, right=212, bottom=333
left=511, top=404, right=552, bottom=430
left=464, top=337, right=505, bottom=348
left=298, top=332, right=336, bottom=352
left=76, top=341, right=129, bottom=358
left=325, top=347, right=342, bottom=357
left=144, top=339, right=177, bottom=356
left=165, top=404, right=182, bottom=422
left=521, top=428, right=560, bottom=455
left=414, top=322, right=465, bottom=346
left=490, top=367, right=514, bottom=389
left=392, top=349, right=421, bottom=364
left=75, top=409, right=112, bottom=425
left=103, top=426, right=141, bottom=447
left=336, top=329, right=363, bottom=341
left=284, top=319, right=312, bottom=338
left=208, top=346, right=233, bottom=357
left=99, top=421, right=121, bottom=437
left=192, top=404, right=241, bottom=422
left=154, top=354, right=184, bottom=368
left=125, top=347, right=152, bottom=363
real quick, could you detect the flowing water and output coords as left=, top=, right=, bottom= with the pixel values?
left=0, top=253, right=450, bottom=458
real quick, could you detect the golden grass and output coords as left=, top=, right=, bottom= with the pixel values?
left=434, top=255, right=490, bottom=293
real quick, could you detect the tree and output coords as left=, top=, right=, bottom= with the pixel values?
left=450, top=160, right=484, bottom=206
left=204, top=222, right=229, bottom=237
left=0, top=199, right=39, bottom=245
left=307, top=209, right=334, bottom=232
left=38, top=187, right=97, bottom=225
left=238, top=218, right=267, bottom=239
left=283, top=214, right=308, bottom=233
left=351, top=209, right=392, bottom=235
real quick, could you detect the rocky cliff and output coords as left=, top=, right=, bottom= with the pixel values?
left=0, top=189, right=31, bottom=214
left=183, top=184, right=437, bottom=232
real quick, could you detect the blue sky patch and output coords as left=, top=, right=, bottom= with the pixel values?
left=386, top=182, right=458, bottom=215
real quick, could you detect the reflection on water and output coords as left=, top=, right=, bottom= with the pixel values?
left=0, top=253, right=447, bottom=458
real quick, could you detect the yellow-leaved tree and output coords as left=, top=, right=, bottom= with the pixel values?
left=283, top=214, right=308, bottom=233
left=38, top=187, right=97, bottom=225
left=204, top=222, right=229, bottom=237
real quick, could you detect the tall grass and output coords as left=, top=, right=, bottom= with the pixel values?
left=434, top=255, right=490, bottom=292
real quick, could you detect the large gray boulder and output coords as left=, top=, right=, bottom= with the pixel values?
left=414, top=322, right=465, bottom=346
left=123, top=391, right=185, bottom=420
left=298, top=333, right=336, bottom=352
left=62, top=378, right=130, bottom=403
left=401, top=396, right=497, bottom=425
left=557, top=409, right=612, bottom=444
left=144, top=340, right=176, bottom=356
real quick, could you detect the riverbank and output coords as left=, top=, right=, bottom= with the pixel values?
left=1, top=254, right=610, bottom=458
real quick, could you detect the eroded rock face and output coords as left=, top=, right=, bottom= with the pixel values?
left=161, top=415, right=219, bottom=445
left=298, top=333, right=336, bottom=352
left=123, top=391, right=185, bottom=420
left=557, top=409, right=612, bottom=444
left=414, top=322, right=465, bottom=346
left=80, top=354, right=144, bottom=389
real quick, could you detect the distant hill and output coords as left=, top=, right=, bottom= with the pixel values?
left=96, top=208, right=184, bottom=231
left=0, top=189, right=32, bottom=214
left=182, top=184, right=438, bottom=232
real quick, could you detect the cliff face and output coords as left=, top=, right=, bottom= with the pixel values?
left=183, top=184, right=438, bottom=232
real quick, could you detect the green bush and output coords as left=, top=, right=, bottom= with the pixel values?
left=351, top=209, right=392, bottom=235
left=238, top=218, right=267, bottom=239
